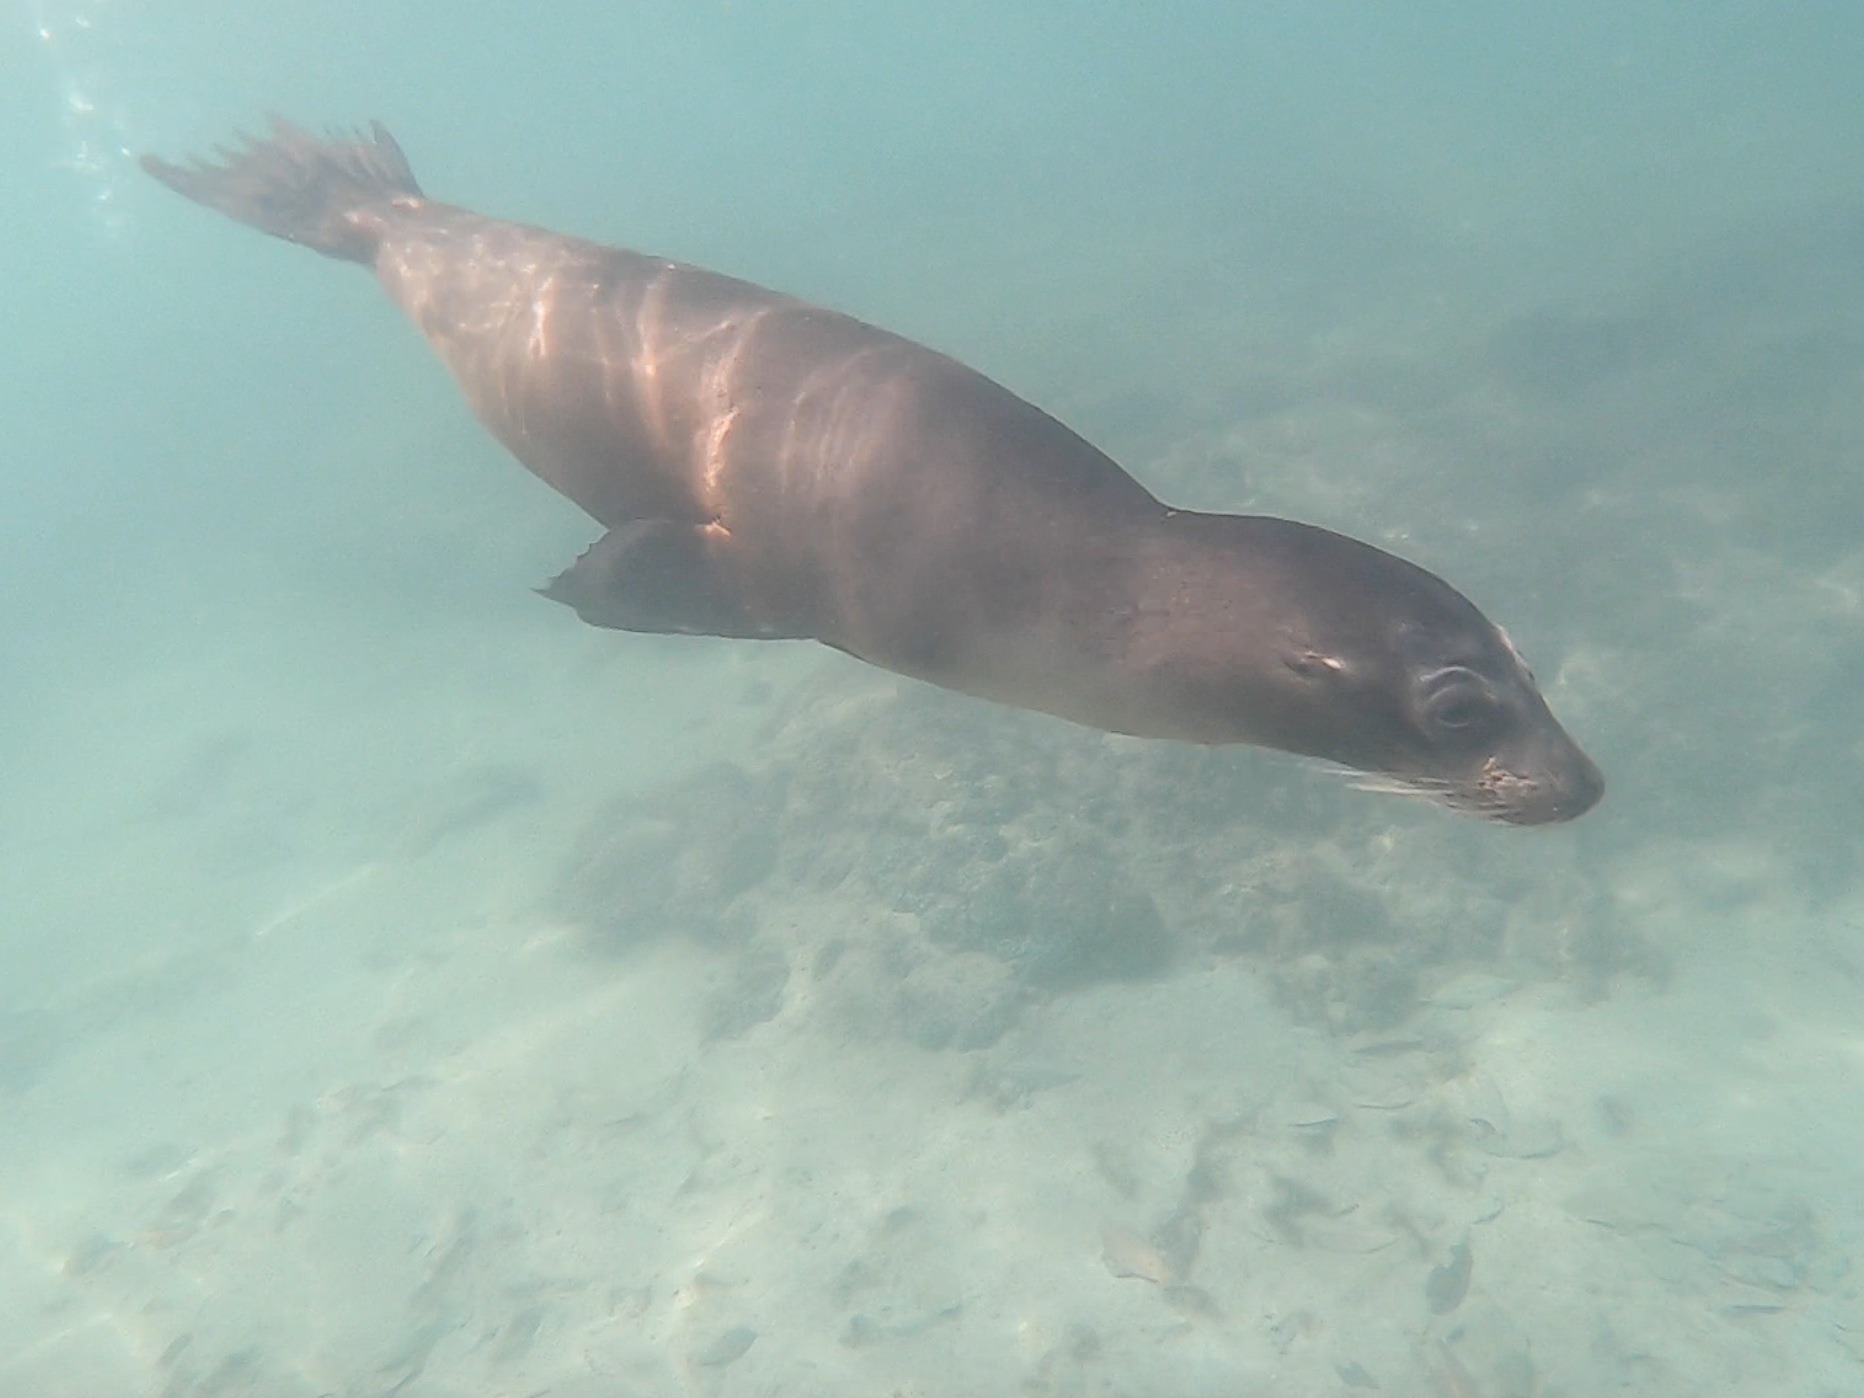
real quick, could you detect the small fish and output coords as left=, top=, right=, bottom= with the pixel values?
left=1426, top=1238, right=1474, bottom=1315
left=1336, top=1359, right=1381, bottom=1390
left=1100, top=1223, right=1175, bottom=1285
left=691, top=1326, right=757, bottom=1368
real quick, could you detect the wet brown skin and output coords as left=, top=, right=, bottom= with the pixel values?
left=142, top=120, right=1603, bottom=824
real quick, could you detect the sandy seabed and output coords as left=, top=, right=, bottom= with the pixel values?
left=4, top=577, right=1862, bottom=1398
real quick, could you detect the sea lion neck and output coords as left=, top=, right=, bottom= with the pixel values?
left=1109, top=510, right=1365, bottom=750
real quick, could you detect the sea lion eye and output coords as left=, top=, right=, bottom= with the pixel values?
left=1421, top=668, right=1496, bottom=734
left=1431, top=694, right=1485, bottom=730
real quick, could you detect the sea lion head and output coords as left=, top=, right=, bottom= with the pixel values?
left=1156, top=516, right=1604, bottom=825
left=1362, top=612, right=1605, bottom=826
left=1267, top=524, right=1602, bottom=825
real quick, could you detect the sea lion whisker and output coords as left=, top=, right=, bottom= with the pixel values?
left=1334, top=769, right=1451, bottom=800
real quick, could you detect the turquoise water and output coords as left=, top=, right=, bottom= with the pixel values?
left=5, top=2, right=1864, bottom=1393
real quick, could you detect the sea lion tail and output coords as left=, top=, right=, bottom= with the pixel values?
left=139, top=116, right=421, bottom=264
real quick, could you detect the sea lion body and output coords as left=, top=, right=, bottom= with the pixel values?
left=142, top=120, right=1603, bottom=824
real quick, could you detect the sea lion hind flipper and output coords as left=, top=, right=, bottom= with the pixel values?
left=538, top=521, right=804, bottom=641
left=138, top=116, right=419, bottom=264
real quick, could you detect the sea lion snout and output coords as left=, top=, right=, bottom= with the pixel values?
left=1398, top=649, right=1604, bottom=825
left=1482, top=728, right=1606, bottom=826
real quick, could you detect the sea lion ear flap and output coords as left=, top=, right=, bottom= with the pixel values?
left=538, top=520, right=802, bottom=639
left=1283, top=649, right=1346, bottom=680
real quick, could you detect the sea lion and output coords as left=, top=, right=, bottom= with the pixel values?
left=141, top=118, right=1603, bottom=824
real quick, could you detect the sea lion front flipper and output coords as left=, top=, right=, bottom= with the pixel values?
left=538, top=520, right=803, bottom=640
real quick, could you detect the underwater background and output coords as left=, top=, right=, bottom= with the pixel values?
left=5, top=1, right=1864, bottom=1393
